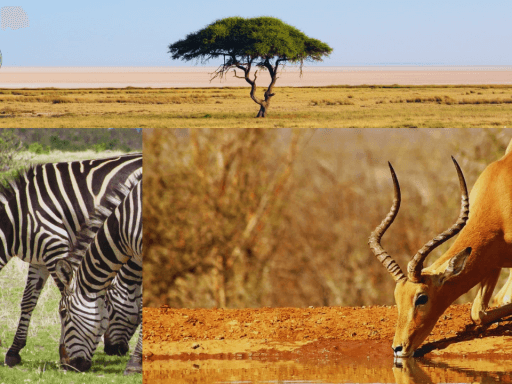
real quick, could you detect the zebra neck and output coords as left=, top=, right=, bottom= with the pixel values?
left=0, top=193, right=16, bottom=262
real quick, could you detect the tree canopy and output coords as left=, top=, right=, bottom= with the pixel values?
left=169, top=16, right=332, bottom=68
left=169, top=17, right=333, bottom=117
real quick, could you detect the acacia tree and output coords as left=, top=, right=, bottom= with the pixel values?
left=169, top=17, right=332, bottom=117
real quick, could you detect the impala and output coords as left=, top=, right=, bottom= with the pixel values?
left=369, top=142, right=512, bottom=358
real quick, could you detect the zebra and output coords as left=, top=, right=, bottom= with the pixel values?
left=0, top=152, right=142, bottom=367
left=103, top=258, right=142, bottom=356
left=68, top=188, right=142, bottom=359
left=56, top=175, right=143, bottom=373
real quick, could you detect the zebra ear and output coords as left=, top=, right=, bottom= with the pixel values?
left=55, top=260, right=74, bottom=288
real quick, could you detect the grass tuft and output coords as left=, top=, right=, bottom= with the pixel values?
left=310, top=99, right=354, bottom=106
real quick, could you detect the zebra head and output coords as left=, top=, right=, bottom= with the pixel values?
left=103, top=259, right=142, bottom=356
left=55, top=258, right=109, bottom=372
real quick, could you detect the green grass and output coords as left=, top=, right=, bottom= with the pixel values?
left=0, top=150, right=132, bottom=184
left=0, top=151, right=141, bottom=383
left=0, top=259, right=140, bottom=383
left=1, top=85, right=511, bottom=127
left=28, top=150, right=130, bottom=164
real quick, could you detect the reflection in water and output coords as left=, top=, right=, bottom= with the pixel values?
left=393, top=357, right=512, bottom=384
left=144, top=340, right=512, bottom=383
left=393, top=358, right=433, bottom=384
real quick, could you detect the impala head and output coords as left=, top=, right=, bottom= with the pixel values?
left=55, top=259, right=109, bottom=372
left=369, top=157, right=471, bottom=358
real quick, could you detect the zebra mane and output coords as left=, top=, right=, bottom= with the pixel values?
left=0, top=153, right=142, bottom=206
left=67, top=170, right=142, bottom=266
left=0, top=165, right=38, bottom=205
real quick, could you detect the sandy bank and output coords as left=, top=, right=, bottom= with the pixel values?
left=1, top=66, right=512, bottom=88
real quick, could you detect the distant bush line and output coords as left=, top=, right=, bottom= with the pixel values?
left=27, top=136, right=129, bottom=154
left=2, top=128, right=142, bottom=154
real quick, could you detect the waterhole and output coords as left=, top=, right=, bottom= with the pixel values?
left=143, top=340, right=512, bottom=383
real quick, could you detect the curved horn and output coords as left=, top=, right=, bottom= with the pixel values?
left=407, top=156, right=469, bottom=282
left=369, top=162, right=406, bottom=282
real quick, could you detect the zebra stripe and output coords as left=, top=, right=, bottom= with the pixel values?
left=56, top=175, right=143, bottom=373
left=104, top=259, right=142, bottom=356
left=0, top=153, right=142, bottom=367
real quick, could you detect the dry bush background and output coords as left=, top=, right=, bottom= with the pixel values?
left=143, top=128, right=510, bottom=308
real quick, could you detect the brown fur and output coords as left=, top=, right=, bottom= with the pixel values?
left=392, top=143, right=512, bottom=357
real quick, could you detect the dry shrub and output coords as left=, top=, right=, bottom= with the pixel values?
left=459, top=98, right=512, bottom=105
left=143, top=129, right=510, bottom=309
left=0, top=92, right=209, bottom=105
left=144, top=129, right=309, bottom=308
left=0, top=95, right=76, bottom=103
left=391, top=96, right=457, bottom=104
left=0, top=106, right=15, bottom=114
left=96, top=95, right=208, bottom=104
left=310, top=99, right=354, bottom=106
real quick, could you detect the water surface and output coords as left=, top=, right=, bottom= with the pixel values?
left=144, top=340, right=512, bottom=383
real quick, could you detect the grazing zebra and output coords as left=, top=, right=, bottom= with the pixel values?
left=56, top=175, right=143, bottom=373
left=0, top=153, right=142, bottom=367
left=103, top=258, right=142, bottom=356
left=69, top=187, right=142, bottom=359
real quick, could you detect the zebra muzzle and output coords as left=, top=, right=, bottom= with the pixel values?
left=59, top=343, right=69, bottom=364
left=59, top=345, right=92, bottom=372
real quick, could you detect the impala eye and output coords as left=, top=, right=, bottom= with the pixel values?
left=415, top=294, right=429, bottom=306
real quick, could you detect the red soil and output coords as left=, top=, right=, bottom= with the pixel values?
left=143, top=303, right=512, bottom=383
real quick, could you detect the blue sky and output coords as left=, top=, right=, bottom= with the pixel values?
left=1, top=0, right=511, bottom=67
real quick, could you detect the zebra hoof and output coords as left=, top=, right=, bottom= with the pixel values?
left=5, top=350, right=22, bottom=367
left=104, top=342, right=129, bottom=356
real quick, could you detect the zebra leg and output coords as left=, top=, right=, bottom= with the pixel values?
left=0, top=258, right=6, bottom=348
left=5, top=264, right=50, bottom=367
left=123, top=326, right=142, bottom=375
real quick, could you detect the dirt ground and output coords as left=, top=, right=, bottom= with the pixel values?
left=143, top=303, right=512, bottom=383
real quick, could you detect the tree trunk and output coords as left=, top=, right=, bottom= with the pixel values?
left=237, top=59, right=281, bottom=118
left=256, top=104, right=267, bottom=118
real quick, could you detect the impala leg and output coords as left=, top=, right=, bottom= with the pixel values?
left=471, top=268, right=512, bottom=326
left=492, top=269, right=512, bottom=306
left=123, top=325, right=142, bottom=375
left=5, top=264, right=50, bottom=367
left=477, top=301, right=512, bottom=325
left=471, top=268, right=500, bottom=325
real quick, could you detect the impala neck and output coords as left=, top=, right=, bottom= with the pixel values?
left=424, top=225, right=503, bottom=302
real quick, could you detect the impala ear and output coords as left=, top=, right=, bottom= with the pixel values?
left=440, top=247, right=471, bottom=284
left=55, top=259, right=74, bottom=288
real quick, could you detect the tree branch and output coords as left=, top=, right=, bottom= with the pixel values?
left=232, top=69, right=246, bottom=79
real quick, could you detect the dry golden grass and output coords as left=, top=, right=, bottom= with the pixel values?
left=1, top=86, right=511, bottom=127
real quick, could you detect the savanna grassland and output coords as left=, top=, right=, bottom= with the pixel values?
left=0, top=150, right=141, bottom=384
left=1, top=85, right=512, bottom=128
